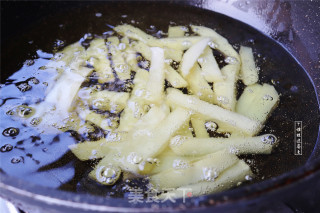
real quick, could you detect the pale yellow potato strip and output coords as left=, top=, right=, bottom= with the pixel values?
left=169, top=134, right=276, bottom=156
left=159, top=160, right=252, bottom=198
left=239, top=46, right=259, bottom=85
left=187, top=64, right=215, bottom=103
left=166, top=88, right=261, bottom=136
left=236, top=83, right=279, bottom=123
left=86, top=39, right=114, bottom=83
left=118, top=69, right=149, bottom=131
left=88, top=90, right=130, bottom=113
left=165, top=64, right=188, bottom=88
left=190, top=25, right=240, bottom=62
left=180, top=38, right=211, bottom=77
left=198, top=46, right=224, bottom=82
left=145, top=47, right=165, bottom=104
left=168, top=26, right=186, bottom=37
left=213, top=64, right=239, bottom=111
left=150, top=150, right=239, bottom=189
left=191, top=115, right=210, bottom=138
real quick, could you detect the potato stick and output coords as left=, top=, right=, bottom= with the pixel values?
left=166, top=88, right=261, bottom=136
left=187, top=64, right=215, bottom=103
left=190, top=25, right=240, bottom=62
left=175, top=120, right=193, bottom=137
left=69, top=132, right=127, bottom=161
left=132, top=41, right=152, bottom=60
left=191, top=115, right=209, bottom=138
left=114, top=24, right=205, bottom=50
left=164, top=48, right=183, bottom=62
left=114, top=24, right=157, bottom=44
left=120, top=36, right=130, bottom=46
left=59, top=41, right=85, bottom=65
left=149, top=150, right=239, bottom=189
left=169, top=134, right=276, bottom=156
left=77, top=109, right=118, bottom=130
left=213, top=64, right=239, bottom=111
left=168, top=26, right=186, bottom=37
left=198, top=46, right=224, bottom=82
left=86, top=39, right=115, bottom=83
left=107, top=36, right=131, bottom=81
left=159, top=160, right=252, bottom=198
left=239, top=46, right=259, bottom=85
left=165, top=64, right=188, bottom=88
left=118, top=69, right=149, bottom=131
left=88, top=90, right=129, bottom=113
left=122, top=107, right=190, bottom=162
left=236, top=83, right=279, bottom=123
left=45, top=60, right=93, bottom=114
left=150, top=148, right=202, bottom=175
left=145, top=47, right=165, bottom=104
left=180, top=38, right=211, bottom=77
left=123, top=47, right=140, bottom=72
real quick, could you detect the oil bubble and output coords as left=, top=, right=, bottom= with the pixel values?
left=2, top=127, right=19, bottom=137
left=1, top=144, right=13, bottom=152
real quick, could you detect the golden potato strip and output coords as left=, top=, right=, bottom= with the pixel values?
left=239, top=46, right=259, bottom=85
left=236, top=83, right=279, bottom=123
left=132, top=41, right=152, bottom=60
left=166, top=88, right=261, bottom=136
left=170, top=134, right=276, bottom=156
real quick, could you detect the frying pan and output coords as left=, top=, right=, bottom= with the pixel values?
left=1, top=1, right=320, bottom=212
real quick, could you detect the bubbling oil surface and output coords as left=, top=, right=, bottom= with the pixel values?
left=1, top=2, right=319, bottom=199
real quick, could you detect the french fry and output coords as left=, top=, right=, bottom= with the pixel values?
left=159, top=160, right=252, bottom=198
left=150, top=150, right=239, bottom=189
left=191, top=115, right=209, bottom=138
left=169, top=134, right=277, bottom=156
left=107, top=36, right=131, bottom=81
left=168, top=26, right=187, bottom=37
left=69, top=132, right=127, bottom=160
left=164, top=48, right=183, bottom=62
left=88, top=90, right=130, bottom=113
left=150, top=148, right=203, bottom=175
left=118, top=69, right=149, bottom=131
left=236, top=83, right=279, bottom=123
left=179, top=38, right=211, bottom=77
left=145, top=47, right=165, bottom=104
left=213, top=64, right=239, bottom=111
left=132, top=41, right=152, bottom=60
left=186, top=64, right=215, bottom=103
left=190, top=25, right=240, bottom=62
left=165, top=64, right=188, bottom=88
left=166, top=88, right=261, bottom=136
left=86, top=39, right=115, bottom=83
left=198, top=46, right=224, bottom=82
left=239, top=46, right=259, bottom=85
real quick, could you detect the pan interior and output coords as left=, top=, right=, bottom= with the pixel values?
left=1, top=1, right=319, bottom=199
